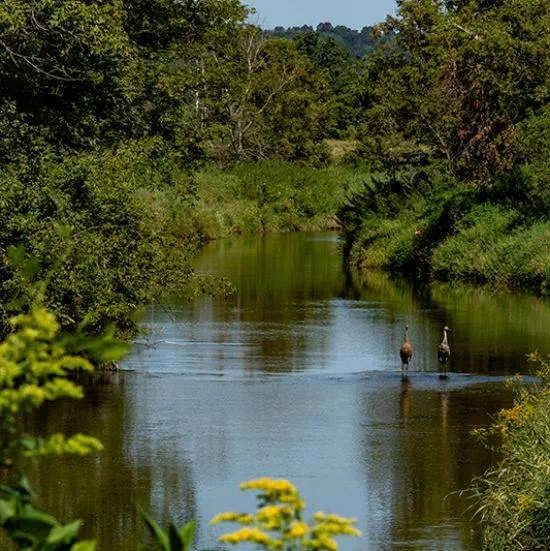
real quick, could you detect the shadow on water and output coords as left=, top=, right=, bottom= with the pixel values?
left=20, top=232, right=548, bottom=549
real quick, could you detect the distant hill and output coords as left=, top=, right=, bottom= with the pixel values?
left=264, top=23, right=378, bottom=59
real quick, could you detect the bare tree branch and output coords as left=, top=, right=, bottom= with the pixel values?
left=0, top=39, right=79, bottom=81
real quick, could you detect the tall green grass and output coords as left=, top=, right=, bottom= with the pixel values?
left=347, top=194, right=550, bottom=295
left=432, top=206, right=550, bottom=294
left=470, top=355, right=550, bottom=550
left=193, top=161, right=368, bottom=237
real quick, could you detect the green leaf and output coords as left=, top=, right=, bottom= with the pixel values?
left=17, top=503, right=59, bottom=528
left=6, top=512, right=58, bottom=544
left=178, top=520, right=195, bottom=551
left=4, top=515, right=57, bottom=541
left=46, top=520, right=83, bottom=546
left=136, top=504, right=169, bottom=550
left=0, top=498, right=16, bottom=525
left=70, top=539, right=97, bottom=551
left=7, top=245, right=41, bottom=279
left=16, top=475, right=35, bottom=499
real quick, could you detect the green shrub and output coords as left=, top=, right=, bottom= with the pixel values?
left=0, top=307, right=197, bottom=550
left=0, top=139, right=206, bottom=335
left=349, top=215, right=421, bottom=273
left=431, top=206, right=521, bottom=284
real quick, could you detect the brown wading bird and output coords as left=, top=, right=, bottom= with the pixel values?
left=438, top=326, right=452, bottom=377
left=400, top=325, right=413, bottom=376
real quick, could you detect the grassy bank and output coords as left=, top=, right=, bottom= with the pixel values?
left=343, top=184, right=550, bottom=295
left=192, top=161, right=367, bottom=238
left=471, top=355, right=550, bottom=550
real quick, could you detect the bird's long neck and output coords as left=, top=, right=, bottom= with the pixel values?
left=442, top=329, right=448, bottom=344
left=404, top=327, right=409, bottom=342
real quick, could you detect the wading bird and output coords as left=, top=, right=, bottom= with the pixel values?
left=438, top=326, right=452, bottom=377
left=400, top=325, right=413, bottom=376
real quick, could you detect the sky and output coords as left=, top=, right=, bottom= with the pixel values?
left=244, top=0, right=397, bottom=30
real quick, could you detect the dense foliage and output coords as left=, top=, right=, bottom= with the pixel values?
left=340, top=0, right=550, bottom=294
left=0, top=309, right=124, bottom=549
left=471, top=355, right=550, bottom=550
left=0, top=308, right=198, bottom=549
left=0, top=1, right=359, bottom=335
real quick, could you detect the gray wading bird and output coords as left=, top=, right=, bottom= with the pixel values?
left=438, top=326, right=452, bottom=377
left=400, top=325, right=413, bottom=376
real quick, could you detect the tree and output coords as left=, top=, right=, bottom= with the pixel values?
left=360, top=0, right=550, bottom=182
left=0, top=0, right=137, bottom=149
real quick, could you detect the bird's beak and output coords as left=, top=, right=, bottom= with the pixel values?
left=447, top=328, right=453, bottom=333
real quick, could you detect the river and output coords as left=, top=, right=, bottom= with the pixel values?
left=27, top=232, right=550, bottom=549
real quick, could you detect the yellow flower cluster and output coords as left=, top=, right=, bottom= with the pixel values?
left=303, top=512, right=362, bottom=549
left=23, top=433, right=104, bottom=458
left=304, top=534, right=339, bottom=551
left=240, top=478, right=298, bottom=494
left=499, top=403, right=533, bottom=429
left=240, top=478, right=306, bottom=511
left=0, top=309, right=104, bottom=469
left=257, top=505, right=293, bottom=530
left=219, top=527, right=282, bottom=549
left=312, top=513, right=362, bottom=537
left=211, top=512, right=254, bottom=526
left=211, top=479, right=362, bottom=551
left=288, top=521, right=309, bottom=539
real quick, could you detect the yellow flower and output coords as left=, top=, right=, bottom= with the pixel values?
left=313, top=512, right=357, bottom=526
left=288, top=521, right=309, bottom=539
left=257, top=505, right=290, bottom=520
left=211, top=512, right=254, bottom=525
left=219, top=527, right=279, bottom=548
left=304, top=534, right=339, bottom=551
left=241, top=478, right=299, bottom=497
left=213, top=480, right=362, bottom=550
left=312, top=512, right=362, bottom=537
left=256, top=504, right=293, bottom=529
left=279, top=494, right=306, bottom=509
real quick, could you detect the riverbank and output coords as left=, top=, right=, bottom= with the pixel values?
left=342, top=185, right=550, bottom=296
left=0, top=143, right=363, bottom=336
left=471, top=355, right=550, bottom=550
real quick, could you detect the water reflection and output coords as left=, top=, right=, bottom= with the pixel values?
left=351, top=271, right=550, bottom=375
left=26, top=373, right=197, bottom=548
left=125, top=233, right=549, bottom=377
left=357, top=378, right=508, bottom=549
left=22, top=232, right=548, bottom=550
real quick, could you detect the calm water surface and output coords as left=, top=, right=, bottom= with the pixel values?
left=28, top=233, right=550, bottom=550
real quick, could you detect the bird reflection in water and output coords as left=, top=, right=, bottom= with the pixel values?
left=439, top=388, right=449, bottom=432
left=399, top=377, right=412, bottom=425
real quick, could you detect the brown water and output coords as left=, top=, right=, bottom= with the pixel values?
left=24, top=233, right=550, bottom=549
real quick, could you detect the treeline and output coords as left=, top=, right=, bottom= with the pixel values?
left=2, top=0, right=550, bottom=339
left=0, top=0, right=367, bottom=335
left=265, top=23, right=378, bottom=59
left=340, top=0, right=550, bottom=295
